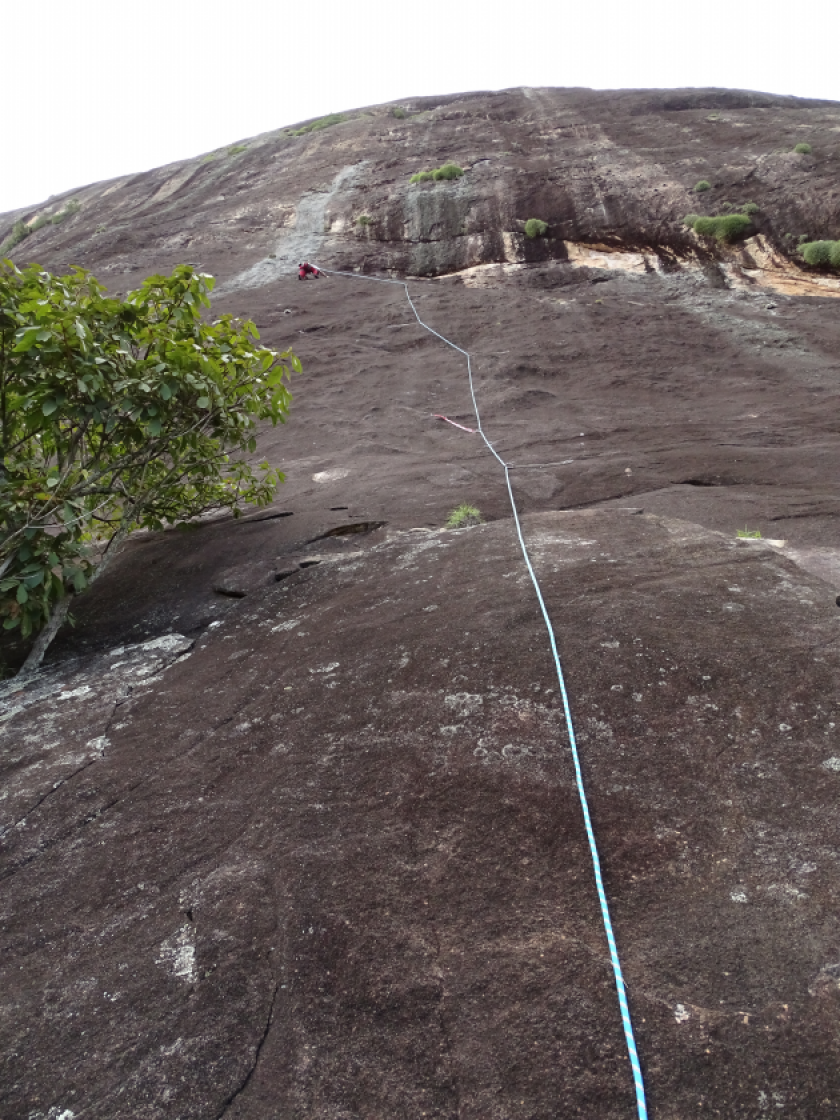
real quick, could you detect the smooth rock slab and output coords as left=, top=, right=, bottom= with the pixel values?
left=1, top=513, right=838, bottom=1118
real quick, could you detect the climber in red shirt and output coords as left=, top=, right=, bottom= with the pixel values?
left=298, top=261, right=322, bottom=280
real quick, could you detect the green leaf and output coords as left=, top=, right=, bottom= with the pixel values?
left=0, top=258, right=296, bottom=667
left=16, top=584, right=28, bottom=604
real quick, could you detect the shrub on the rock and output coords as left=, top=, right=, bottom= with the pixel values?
left=694, top=180, right=712, bottom=193
left=292, top=113, right=346, bottom=137
left=799, top=240, right=840, bottom=268
left=434, top=163, right=463, bottom=181
left=692, top=214, right=753, bottom=243
left=410, top=162, right=464, bottom=184
left=793, top=142, right=812, bottom=155
left=446, top=504, right=483, bottom=529
left=524, top=218, right=549, bottom=239
left=0, top=221, right=31, bottom=254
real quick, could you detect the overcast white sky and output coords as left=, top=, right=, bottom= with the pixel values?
left=3, top=0, right=839, bottom=215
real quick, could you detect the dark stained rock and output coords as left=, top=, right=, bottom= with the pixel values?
left=2, top=514, right=840, bottom=1118
left=3, top=85, right=840, bottom=1118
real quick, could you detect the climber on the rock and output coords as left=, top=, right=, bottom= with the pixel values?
left=298, top=261, right=322, bottom=280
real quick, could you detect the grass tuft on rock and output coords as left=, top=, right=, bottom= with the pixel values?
left=793, top=142, right=812, bottom=155
left=524, top=218, right=549, bottom=239
left=693, top=180, right=712, bottom=193
left=411, top=162, right=464, bottom=184
left=0, top=200, right=81, bottom=254
left=691, top=214, right=753, bottom=243
left=446, top=503, right=483, bottom=529
left=292, top=113, right=347, bottom=137
left=737, top=528, right=762, bottom=539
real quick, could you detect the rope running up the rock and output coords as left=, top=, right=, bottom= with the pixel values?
left=310, top=264, right=649, bottom=1120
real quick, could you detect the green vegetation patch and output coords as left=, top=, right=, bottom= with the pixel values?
left=292, top=113, right=347, bottom=137
left=793, top=142, right=812, bottom=155
left=355, top=215, right=373, bottom=226
left=737, top=528, right=762, bottom=539
left=0, top=200, right=81, bottom=254
left=0, top=262, right=298, bottom=672
left=693, top=180, right=712, bottom=193
left=227, top=144, right=248, bottom=156
left=446, top=503, right=483, bottom=529
left=50, top=199, right=80, bottom=225
left=410, top=162, right=464, bottom=184
left=391, top=107, right=407, bottom=119
left=690, top=214, right=753, bottom=243
left=799, top=240, right=840, bottom=269
left=524, top=218, right=549, bottom=239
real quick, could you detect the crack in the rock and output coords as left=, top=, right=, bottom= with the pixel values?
left=0, top=687, right=124, bottom=840
left=0, top=651, right=198, bottom=881
left=0, top=787, right=140, bottom=884
left=216, top=980, right=279, bottom=1119
left=1, top=755, right=100, bottom=840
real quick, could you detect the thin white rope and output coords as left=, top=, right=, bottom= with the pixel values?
left=312, top=264, right=648, bottom=1119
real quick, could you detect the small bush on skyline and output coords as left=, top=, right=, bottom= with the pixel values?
left=292, top=113, right=347, bottom=137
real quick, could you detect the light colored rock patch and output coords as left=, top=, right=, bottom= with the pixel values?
left=222, top=163, right=366, bottom=292
left=444, top=692, right=484, bottom=717
left=313, top=468, right=349, bottom=483
left=563, top=241, right=656, bottom=274
left=155, top=925, right=197, bottom=983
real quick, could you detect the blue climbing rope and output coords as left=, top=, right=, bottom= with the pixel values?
left=311, top=265, right=649, bottom=1120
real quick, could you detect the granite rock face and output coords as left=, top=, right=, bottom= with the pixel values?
left=2, top=87, right=840, bottom=1119
left=5, top=85, right=840, bottom=293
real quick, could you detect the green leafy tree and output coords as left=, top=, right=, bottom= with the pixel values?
left=0, top=262, right=298, bottom=675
